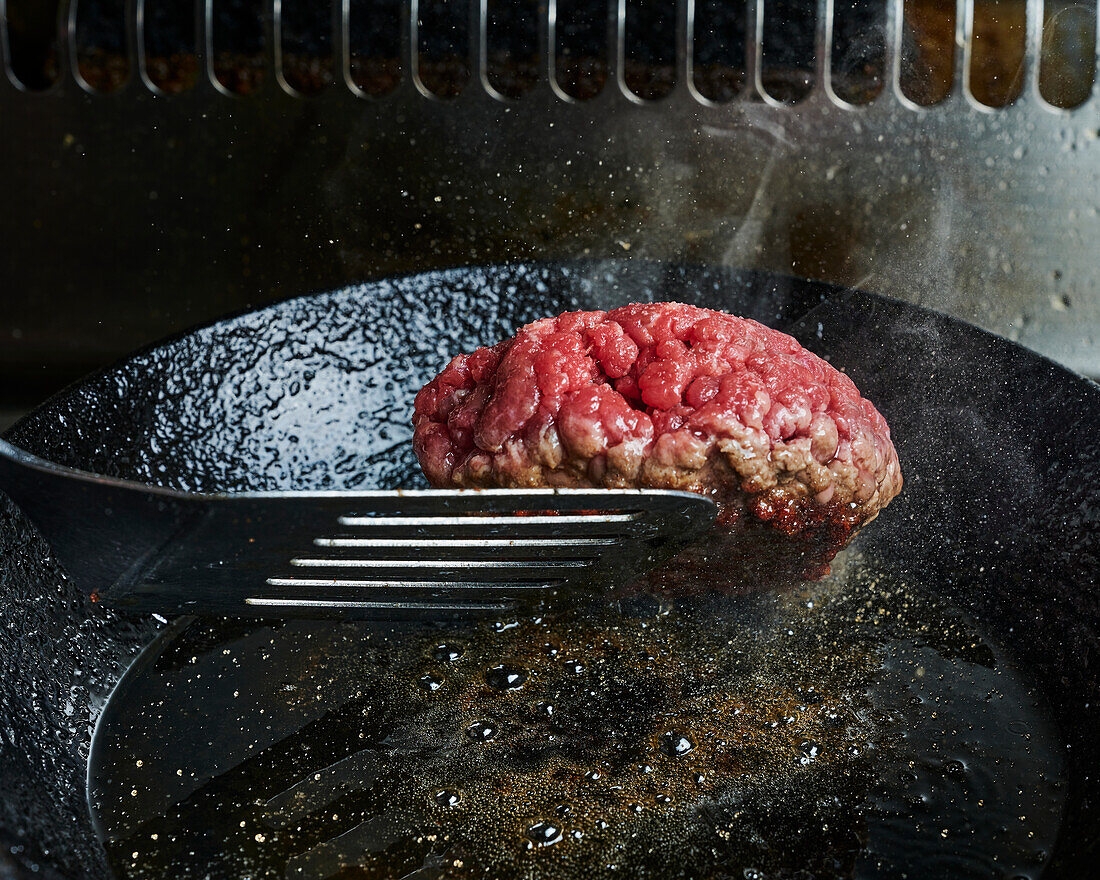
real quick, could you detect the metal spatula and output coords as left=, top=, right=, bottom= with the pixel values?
left=0, top=438, right=715, bottom=619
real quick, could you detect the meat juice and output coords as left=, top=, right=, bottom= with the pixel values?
left=88, top=554, right=1065, bottom=879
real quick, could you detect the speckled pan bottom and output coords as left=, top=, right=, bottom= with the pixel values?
left=88, top=553, right=1065, bottom=880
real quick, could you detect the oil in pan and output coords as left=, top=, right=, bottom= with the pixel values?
left=87, top=555, right=1065, bottom=879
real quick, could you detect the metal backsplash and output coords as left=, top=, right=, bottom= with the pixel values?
left=1, top=0, right=1097, bottom=407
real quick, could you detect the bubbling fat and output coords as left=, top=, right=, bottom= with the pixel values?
left=413, top=302, right=902, bottom=589
left=93, top=559, right=1066, bottom=880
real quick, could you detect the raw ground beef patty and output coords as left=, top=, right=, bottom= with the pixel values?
left=413, top=302, right=902, bottom=591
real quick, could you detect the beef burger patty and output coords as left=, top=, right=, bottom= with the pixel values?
left=413, top=302, right=901, bottom=589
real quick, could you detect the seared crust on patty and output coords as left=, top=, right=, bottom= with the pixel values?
left=413, top=302, right=901, bottom=588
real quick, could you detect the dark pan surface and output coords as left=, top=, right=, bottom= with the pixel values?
left=0, top=262, right=1097, bottom=879
left=86, top=551, right=1068, bottom=879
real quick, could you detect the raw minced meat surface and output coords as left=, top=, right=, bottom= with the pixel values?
left=413, top=302, right=902, bottom=587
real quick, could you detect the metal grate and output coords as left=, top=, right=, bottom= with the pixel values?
left=1, top=0, right=1096, bottom=111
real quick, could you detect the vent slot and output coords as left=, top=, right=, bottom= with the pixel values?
left=1039, top=0, right=1096, bottom=108
left=3, top=0, right=62, bottom=90
left=73, top=0, right=129, bottom=93
left=623, top=0, right=676, bottom=100
left=486, top=0, right=539, bottom=98
left=968, top=0, right=1027, bottom=107
left=554, top=0, right=608, bottom=99
left=899, top=0, right=955, bottom=105
left=347, top=0, right=402, bottom=96
left=210, top=0, right=267, bottom=95
left=416, top=0, right=471, bottom=98
left=278, top=0, right=335, bottom=95
left=760, top=0, right=817, bottom=103
left=692, top=0, right=748, bottom=102
left=140, top=0, right=198, bottom=94
left=830, top=0, right=886, bottom=104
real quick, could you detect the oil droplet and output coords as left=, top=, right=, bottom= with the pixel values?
left=418, top=672, right=444, bottom=692
left=655, top=793, right=672, bottom=805
left=660, top=731, right=695, bottom=756
left=584, top=770, right=602, bottom=781
left=535, top=701, right=554, bottom=718
left=434, top=789, right=462, bottom=807
left=526, top=820, right=563, bottom=847
left=465, top=721, right=499, bottom=742
left=798, top=741, right=821, bottom=764
left=486, top=664, right=528, bottom=691
left=944, top=759, right=967, bottom=777
left=564, top=659, right=585, bottom=674
left=432, top=643, right=464, bottom=663
left=798, top=686, right=824, bottom=705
